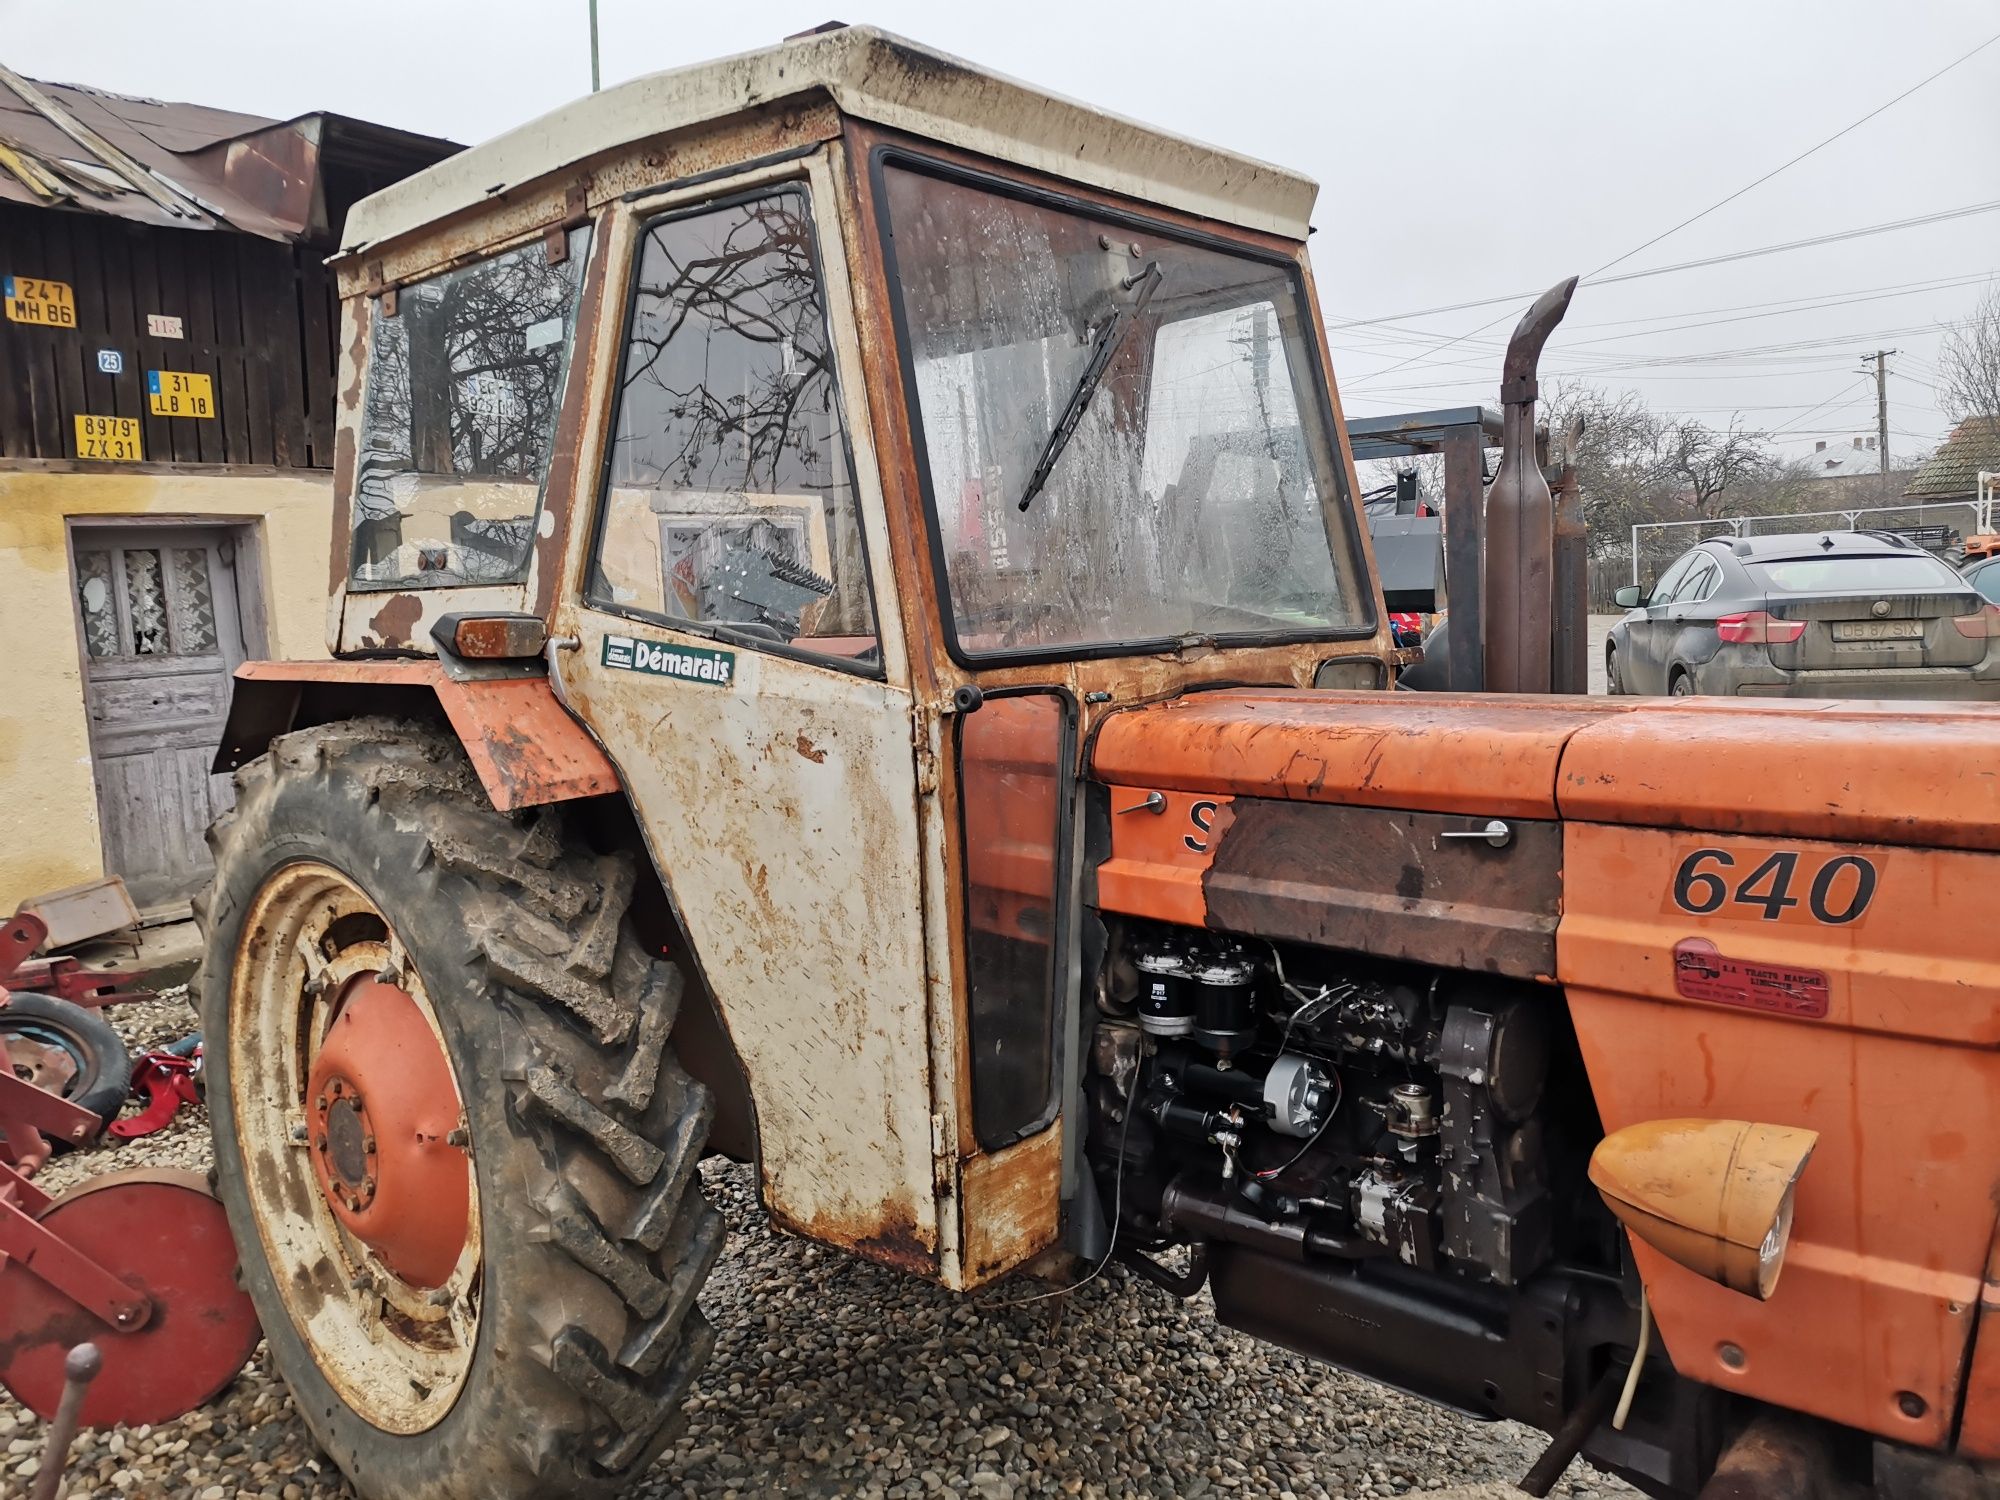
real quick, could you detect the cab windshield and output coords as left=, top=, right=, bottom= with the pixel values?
left=879, top=159, right=1370, bottom=659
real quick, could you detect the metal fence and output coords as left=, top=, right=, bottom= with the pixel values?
left=1624, top=498, right=1994, bottom=590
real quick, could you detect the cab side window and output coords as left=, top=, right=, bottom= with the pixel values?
left=352, top=228, right=592, bottom=589
left=588, top=188, right=878, bottom=669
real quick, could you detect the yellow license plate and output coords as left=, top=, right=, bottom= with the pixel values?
left=75, top=415, right=143, bottom=462
left=4, top=275, right=75, bottom=327
left=147, top=369, right=214, bottom=418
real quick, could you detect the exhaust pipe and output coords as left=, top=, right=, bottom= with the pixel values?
left=1483, top=276, right=1577, bottom=694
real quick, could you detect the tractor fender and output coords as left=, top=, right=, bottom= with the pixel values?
left=213, top=660, right=620, bottom=812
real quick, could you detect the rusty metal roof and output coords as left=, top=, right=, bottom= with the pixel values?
left=0, top=63, right=459, bottom=241
left=1904, top=416, right=2000, bottom=499
left=342, top=25, right=1319, bottom=257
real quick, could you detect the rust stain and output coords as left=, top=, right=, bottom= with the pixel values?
left=1199, top=799, right=1562, bottom=981
left=959, top=1125, right=1062, bottom=1284
left=1562, top=698, right=2000, bottom=854
left=366, top=594, right=422, bottom=651
left=230, top=661, right=618, bottom=812
left=531, top=209, right=610, bottom=617
left=1093, top=689, right=1636, bottom=820
left=328, top=425, right=357, bottom=594
left=795, top=733, right=826, bottom=764
left=774, top=1202, right=936, bottom=1277
left=1929, top=1131, right=1967, bottom=1163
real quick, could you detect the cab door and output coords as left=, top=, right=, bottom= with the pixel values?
left=554, top=162, right=942, bottom=1275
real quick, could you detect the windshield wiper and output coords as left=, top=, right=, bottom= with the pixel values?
left=1016, top=261, right=1163, bottom=513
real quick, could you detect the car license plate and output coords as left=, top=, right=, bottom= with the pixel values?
left=147, top=369, right=215, bottom=418
left=74, top=414, right=143, bottom=461
left=4, top=275, right=75, bottom=327
left=1832, top=619, right=1921, bottom=641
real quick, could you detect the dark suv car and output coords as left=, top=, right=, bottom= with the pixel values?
left=1608, top=531, right=2000, bottom=699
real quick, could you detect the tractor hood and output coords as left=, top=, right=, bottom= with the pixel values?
left=1091, top=688, right=2000, bottom=854
left=1089, top=684, right=2000, bottom=991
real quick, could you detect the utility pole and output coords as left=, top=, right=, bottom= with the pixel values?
left=1861, top=349, right=1897, bottom=484
left=589, top=0, right=601, bottom=92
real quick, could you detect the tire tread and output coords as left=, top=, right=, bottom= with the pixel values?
left=206, top=719, right=719, bottom=1483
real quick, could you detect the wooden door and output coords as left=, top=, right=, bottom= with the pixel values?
left=71, top=525, right=249, bottom=912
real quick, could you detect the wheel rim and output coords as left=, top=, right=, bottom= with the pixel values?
left=230, top=861, right=481, bottom=1433
left=1671, top=673, right=1693, bottom=695
left=3, top=1023, right=81, bottom=1096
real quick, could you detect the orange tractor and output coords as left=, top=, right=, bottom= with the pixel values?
left=49, top=26, right=1993, bottom=1500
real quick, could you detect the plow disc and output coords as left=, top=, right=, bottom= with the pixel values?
left=0, top=1167, right=261, bottom=1427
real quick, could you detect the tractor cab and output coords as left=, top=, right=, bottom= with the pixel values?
left=273, top=24, right=1392, bottom=1291
left=324, top=25, right=1385, bottom=686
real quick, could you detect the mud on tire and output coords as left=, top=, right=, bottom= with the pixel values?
left=198, top=719, right=723, bottom=1500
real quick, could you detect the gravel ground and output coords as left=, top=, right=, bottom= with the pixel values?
left=4, top=990, right=1635, bottom=1500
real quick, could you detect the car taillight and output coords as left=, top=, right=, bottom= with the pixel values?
left=1952, top=604, right=2000, bottom=639
left=1716, top=611, right=1805, bottom=645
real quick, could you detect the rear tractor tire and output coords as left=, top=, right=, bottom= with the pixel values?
left=198, top=719, right=723, bottom=1500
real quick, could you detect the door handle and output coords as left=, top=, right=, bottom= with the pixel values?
left=1438, top=819, right=1512, bottom=849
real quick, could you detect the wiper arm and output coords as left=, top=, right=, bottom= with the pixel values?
left=1016, top=261, right=1162, bottom=512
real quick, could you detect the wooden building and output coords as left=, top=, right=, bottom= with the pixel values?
left=0, top=66, right=455, bottom=917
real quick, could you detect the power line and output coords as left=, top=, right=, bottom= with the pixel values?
left=1562, top=271, right=1999, bottom=332
left=1354, top=364, right=1861, bottom=398
left=1332, top=281, right=1990, bottom=391
left=1337, top=200, right=2000, bottom=351
left=1769, top=377, right=1874, bottom=436
left=1348, top=322, right=1961, bottom=397
left=1337, top=26, right=2000, bottom=405
left=1338, top=271, right=1994, bottom=361
left=1587, top=27, right=2000, bottom=281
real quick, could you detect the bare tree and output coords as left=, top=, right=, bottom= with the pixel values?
left=1540, top=381, right=1676, bottom=547
left=1656, top=414, right=1781, bottom=519
left=1939, top=285, right=2000, bottom=424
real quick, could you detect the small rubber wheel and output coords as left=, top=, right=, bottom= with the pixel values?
left=1, top=992, right=132, bottom=1131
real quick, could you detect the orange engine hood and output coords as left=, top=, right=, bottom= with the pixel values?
left=1090, top=689, right=1636, bottom=820
left=1091, top=688, right=2000, bottom=852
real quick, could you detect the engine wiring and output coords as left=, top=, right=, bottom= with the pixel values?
left=1266, top=942, right=1348, bottom=1057
left=1252, top=941, right=1351, bottom=1182
left=1253, top=1066, right=1343, bottom=1182
left=983, top=1063, right=1138, bottom=1308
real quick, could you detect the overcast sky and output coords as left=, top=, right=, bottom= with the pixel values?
left=10, top=0, right=1997, bottom=465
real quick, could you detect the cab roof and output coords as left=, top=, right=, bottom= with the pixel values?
left=340, top=25, right=1319, bottom=256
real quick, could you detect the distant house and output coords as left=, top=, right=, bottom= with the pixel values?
left=1904, top=415, right=2000, bottom=514
left=1803, top=435, right=1912, bottom=505
left=1808, top=435, right=1885, bottom=478
left=0, top=66, right=456, bottom=919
